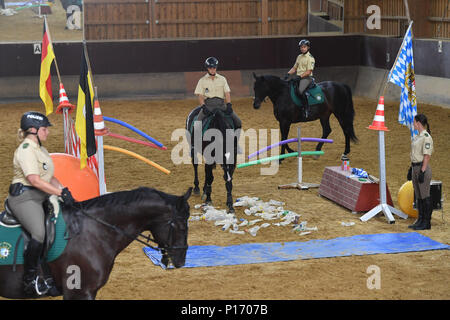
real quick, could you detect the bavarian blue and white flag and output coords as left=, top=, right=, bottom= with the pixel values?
left=388, top=22, right=418, bottom=138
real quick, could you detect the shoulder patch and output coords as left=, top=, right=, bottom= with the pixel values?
left=22, top=143, right=29, bottom=149
left=425, top=143, right=431, bottom=149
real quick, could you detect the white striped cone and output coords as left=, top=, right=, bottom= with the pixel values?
left=368, top=96, right=389, bottom=131
left=55, top=83, right=75, bottom=114
left=93, top=99, right=109, bottom=136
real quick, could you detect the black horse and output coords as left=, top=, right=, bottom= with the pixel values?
left=186, top=106, right=238, bottom=213
left=252, top=73, right=358, bottom=158
left=0, top=187, right=192, bottom=300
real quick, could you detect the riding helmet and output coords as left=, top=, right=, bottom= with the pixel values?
left=20, top=111, right=52, bottom=131
left=205, top=57, right=219, bottom=69
left=298, top=39, right=311, bottom=48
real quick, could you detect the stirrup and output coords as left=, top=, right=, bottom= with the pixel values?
left=24, top=276, right=50, bottom=296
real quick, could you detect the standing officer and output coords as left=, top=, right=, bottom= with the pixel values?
left=194, top=57, right=241, bottom=130
left=285, top=39, right=315, bottom=118
left=407, top=114, right=434, bottom=230
left=7, top=111, right=75, bottom=296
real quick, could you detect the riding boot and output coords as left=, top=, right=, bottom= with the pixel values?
left=40, top=260, right=61, bottom=297
left=23, top=238, right=49, bottom=296
left=300, top=94, right=310, bottom=118
left=408, top=198, right=424, bottom=229
left=413, top=197, right=433, bottom=230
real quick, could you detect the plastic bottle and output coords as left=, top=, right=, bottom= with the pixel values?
left=269, top=200, right=285, bottom=206
left=247, top=226, right=261, bottom=236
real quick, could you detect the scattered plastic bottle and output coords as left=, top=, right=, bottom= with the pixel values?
left=246, top=226, right=261, bottom=236
left=341, top=221, right=355, bottom=227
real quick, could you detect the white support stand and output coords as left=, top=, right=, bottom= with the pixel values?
left=278, top=127, right=320, bottom=190
left=360, top=131, right=409, bottom=223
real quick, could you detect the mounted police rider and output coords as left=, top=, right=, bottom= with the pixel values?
left=194, top=57, right=242, bottom=131
left=7, top=111, right=75, bottom=296
left=285, top=39, right=316, bottom=118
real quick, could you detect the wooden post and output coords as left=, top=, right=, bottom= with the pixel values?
left=261, top=0, right=269, bottom=36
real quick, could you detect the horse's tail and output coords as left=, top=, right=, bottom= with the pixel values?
left=339, top=84, right=358, bottom=143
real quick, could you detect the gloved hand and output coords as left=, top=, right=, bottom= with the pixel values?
left=225, top=102, right=233, bottom=115
left=418, top=170, right=425, bottom=184
left=407, top=167, right=412, bottom=181
left=283, top=73, right=290, bottom=80
left=61, top=187, right=75, bottom=206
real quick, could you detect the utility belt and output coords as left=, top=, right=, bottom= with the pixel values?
left=411, top=162, right=423, bottom=167
left=9, top=183, right=36, bottom=196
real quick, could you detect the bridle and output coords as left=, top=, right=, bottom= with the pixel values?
left=69, top=202, right=188, bottom=253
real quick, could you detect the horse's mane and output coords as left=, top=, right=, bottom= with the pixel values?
left=261, top=75, right=286, bottom=90
left=75, top=187, right=178, bottom=213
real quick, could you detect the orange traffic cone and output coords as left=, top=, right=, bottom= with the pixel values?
left=55, top=83, right=75, bottom=114
left=93, top=99, right=109, bottom=136
left=368, top=96, right=389, bottom=131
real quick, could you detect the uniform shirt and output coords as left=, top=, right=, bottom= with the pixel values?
left=294, top=52, right=315, bottom=76
left=410, top=130, right=433, bottom=163
left=12, top=138, right=54, bottom=186
left=194, top=73, right=231, bottom=99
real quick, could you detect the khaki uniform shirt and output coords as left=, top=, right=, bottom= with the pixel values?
left=294, top=52, right=315, bottom=76
left=194, top=73, right=231, bottom=99
left=410, top=130, right=433, bottom=163
left=12, top=138, right=54, bottom=186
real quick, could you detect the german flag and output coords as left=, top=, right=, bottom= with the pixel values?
left=75, top=46, right=96, bottom=169
left=39, top=16, right=55, bottom=116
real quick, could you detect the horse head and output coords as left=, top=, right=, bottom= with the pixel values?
left=152, top=188, right=192, bottom=268
left=252, top=73, right=269, bottom=109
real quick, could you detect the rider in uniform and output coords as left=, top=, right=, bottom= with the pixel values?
left=286, top=39, right=315, bottom=118
left=407, top=114, right=434, bottom=230
left=194, top=57, right=242, bottom=130
left=7, top=111, right=75, bottom=296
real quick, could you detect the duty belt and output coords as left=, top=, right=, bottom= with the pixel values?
left=9, top=183, right=36, bottom=196
left=411, top=162, right=423, bottom=167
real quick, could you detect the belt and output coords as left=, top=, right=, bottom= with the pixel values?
left=21, top=185, right=36, bottom=191
left=411, top=162, right=423, bottom=167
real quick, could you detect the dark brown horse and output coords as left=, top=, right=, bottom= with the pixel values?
left=0, top=187, right=192, bottom=300
left=186, top=106, right=238, bottom=213
left=252, top=73, right=358, bottom=159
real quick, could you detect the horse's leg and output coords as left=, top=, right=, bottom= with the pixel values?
left=279, top=121, right=293, bottom=160
left=192, top=156, right=200, bottom=195
left=222, top=164, right=235, bottom=213
left=315, top=115, right=332, bottom=158
left=202, top=164, right=214, bottom=205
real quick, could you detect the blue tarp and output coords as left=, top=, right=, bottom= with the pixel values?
left=143, top=232, right=449, bottom=269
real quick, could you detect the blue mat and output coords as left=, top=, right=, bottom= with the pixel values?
left=143, top=232, right=449, bottom=269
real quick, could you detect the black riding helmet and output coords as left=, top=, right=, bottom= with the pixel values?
left=205, top=57, right=219, bottom=69
left=299, top=39, right=311, bottom=48
left=20, top=111, right=52, bottom=131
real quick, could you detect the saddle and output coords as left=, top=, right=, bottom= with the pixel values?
left=289, top=77, right=325, bottom=107
left=0, top=196, right=68, bottom=269
left=189, top=106, right=235, bottom=136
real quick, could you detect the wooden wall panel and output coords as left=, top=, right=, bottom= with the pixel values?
left=84, top=0, right=308, bottom=40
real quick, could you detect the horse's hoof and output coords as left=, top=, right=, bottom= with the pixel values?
left=313, top=155, right=321, bottom=160
left=227, top=207, right=235, bottom=214
left=193, top=187, right=200, bottom=195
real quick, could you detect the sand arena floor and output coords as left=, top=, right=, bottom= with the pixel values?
left=0, top=95, right=449, bottom=300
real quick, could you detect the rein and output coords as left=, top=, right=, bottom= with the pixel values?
left=68, top=202, right=185, bottom=252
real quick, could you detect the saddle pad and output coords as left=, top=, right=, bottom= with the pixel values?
left=290, top=83, right=325, bottom=107
left=143, top=232, right=449, bottom=269
left=0, top=210, right=68, bottom=265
